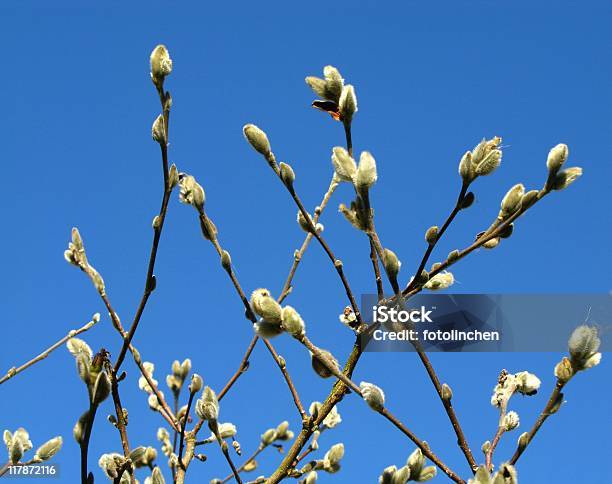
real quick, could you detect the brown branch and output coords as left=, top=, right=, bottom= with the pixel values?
left=210, top=422, right=243, bottom=484
left=218, top=335, right=259, bottom=401
left=509, top=379, right=566, bottom=465
left=221, top=444, right=266, bottom=484
left=0, top=315, right=99, bottom=385
left=108, top=369, right=135, bottom=484
left=113, top=86, right=174, bottom=373
left=405, top=182, right=469, bottom=292
left=177, top=391, right=196, bottom=471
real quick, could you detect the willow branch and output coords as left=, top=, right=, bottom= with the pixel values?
left=0, top=316, right=99, bottom=385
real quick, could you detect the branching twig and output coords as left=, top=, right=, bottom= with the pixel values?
left=0, top=316, right=99, bottom=385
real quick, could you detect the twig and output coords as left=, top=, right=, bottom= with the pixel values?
left=218, top=336, right=259, bottom=401
left=509, top=379, right=566, bottom=465
left=211, top=422, right=243, bottom=484
left=79, top=404, right=97, bottom=484
left=220, top=444, right=266, bottom=484
left=108, top=368, right=135, bottom=484
left=405, top=182, right=469, bottom=292
left=113, top=86, right=174, bottom=373
left=177, top=391, right=196, bottom=470
left=0, top=316, right=99, bottom=385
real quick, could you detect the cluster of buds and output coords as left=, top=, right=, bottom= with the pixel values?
left=458, top=136, right=503, bottom=183
left=128, top=445, right=158, bottom=470
left=469, top=464, right=517, bottom=484
left=260, top=421, right=295, bottom=446
left=136, top=362, right=167, bottom=412
left=544, top=143, right=582, bottom=191
left=298, top=443, right=345, bottom=476
left=195, top=386, right=219, bottom=422
left=64, top=228, right=106, bottom=295
left=306, top=66, right=358, bottom=123
left=250, top=289, right=307, bottom=338
left=378, top=448, right=437, bottom=483
left=166, top=358, right=192, bottom=395
left=3, top=428, right=62, bottom=465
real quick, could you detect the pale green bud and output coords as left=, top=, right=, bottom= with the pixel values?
left=382, top=249, right=401, bottom=279
left=304, top=471, right=318, bottom=484
left=261, top=428, right=277, bottom=446
left=73, top=411, right=90, bottom=444
left=254, top=321, right=284, bottom=338
left=92, top=371, right=111, bottom=406
left=10, top=438, right=23, bottom=464
left=360, top=381, right=385, bottom=411
left=568, top=325, right=601, bottom=370
left=331, top=147, right=357, bottom=182
left=323, top=65, right=344, bottom=102
left=550, top=167, right=582, bottom=190
left=221, top=250, right=232, bottom=271
left=458, top=151, right=474, bottom=181
left=517, top=432, right=529, bottom=451
left=475, top=148, right=502, bottom=176
left=279, top=162, right=295, bottom=186
left=150, top=45, right=172, bottom=87
left=441, top=383, right=453, bottom=401
left=195, top=386, right=219, bottom=421
left=521, top=189, right=539, bottom=209
left=424, top=271, right=454, bottom=290
left=339, top=85, right=357, bottom=122
left=149, top=467, right=165, bottom=484
left=500, top=184, right=524, bottom=217
left=297, top=210, right=315, bottom=233
left=425, top=226, right=438, bottom=244
left=243, top=124, right=271, bottom=157
left=251, top=289, right=282, bottom=323
left=546, top=143, right=568, bottom=174
left=481, top=441, right=491, bottom=454
left=483, top=237, right=500, bottom=249
left=189, top=374, right=203, bottom=394
left=281, top=305, right=306, bottom=337
left=554, top=357, right=574, bottom=382
left=168, top=164, right=179, bottom=189
left=152, top=114, right=166, bottom=144
left=355, top=151, right=377, bottom=190
left=311, top=349, right=340, bottom=379
left=324, top=443, right=344, bottom=467
left=447, top=250, right=460, bottom=263
left=33, top=436, right=62, bottom=462
left=418, top=466, right=437, bottom=482
left=67, top=337, right=93, bottom=361
left=305, top=76, right=327, bottom=98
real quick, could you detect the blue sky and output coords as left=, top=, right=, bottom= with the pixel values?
left=1, top=1, right=610, bottom=482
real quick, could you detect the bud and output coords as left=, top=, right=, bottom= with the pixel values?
left=441, top=383, right=453, bottom=402
left=261, top=429, right=277, bottom=446
left=331, top=147, right=357, bottom=182
left=178, top=174, right=205, bottom=210
left=281, top=305, right=306, bottom=337
left=168, top=164, right=179, bottom=189
left=521, top=189, right=539, bottom=209
left=151, top=114, right=166, bottom=144
left=254, top=321, right=284, bottom=338
left=382, top=249, right=401, bottom=279
left=458, top=151, right=473, bottom=181
left=325, top=443, right=344, bottom=467
left=279, top=162, right=295, bottom=186
left=517, top=432, right=529, bottom=450
left=189, top=374, right=203, bottom=393
left=406, top=448, right=426, bottom=478
left=275, top=421, right=293, bottom=440
left=304, top=471, right=318, bottom=484
left=92, top=371, right=111, bottom=406
left=305, top=76, right=327, bottom=98
left=514, top=371, right=541, bottom=396
left=460, top=191, right=475, bottom=209
left=475, top=148, right=502, bottom=176
left=498, top=223, right=514, bottom=239
left=550, top=167, right=582, bottom=191
left=360, top=381, right=385, bottom=411
left=546, top=143, right=568, bottom=174
left=354, top=151, right=377, bottom=191
left=10, top=438, right=23, bottom=464
left=311, top=349, right=340, bottom=379
left=425, top=226, right=438, bottom=244
left=339, top=85, right=357, bottom=122
left=221, top=250, right=232, bottom=271
left=481, top=441, right=491, bottom=454
left=297, top=210, right=315, bottom=233
left=483, top=237, right=500, bottom=249
left=447, top=250, right=460, bottom=263
left=568, top=325, right=601, bottom=370
left=554, top=357, right=574, bottom=382
left=195, top=386, right=219, bottom=421
left=243, top=124, right=271, bottom=158
left=250, top=289, right=282, bottom=323
left=424, top=271, right=454, bottom=290
left=500, top=184, right=524, bottom=217
left=73, top=411, right=89, bottom=444
left=323, top=65, right=344, bottom=102
left=503, top=411, right=520, bottom=431
left=150, top=45, right=172, bottom=87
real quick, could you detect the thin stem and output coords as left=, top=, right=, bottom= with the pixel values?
left=405, top=182, right=469, bottom=292
left=0, top=316, right=99, bottom=385
left=218, top=336, right=259, bottom=401
left=114, top=87, right=173, bottom=373
left=220, top=444, right=266, bottom=484
left=211, top=423, right=243, bottom=484
left=109, top=369, right=134, bottom=483
left=509, top=379, right=566, bottom=465
left=369, top=239, right=384, bottom=301
left=178, top=391, right=196, bottom=470
left=379, top=407, right=465, bottom=484
left=79, top=404, right=97, bottom=484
